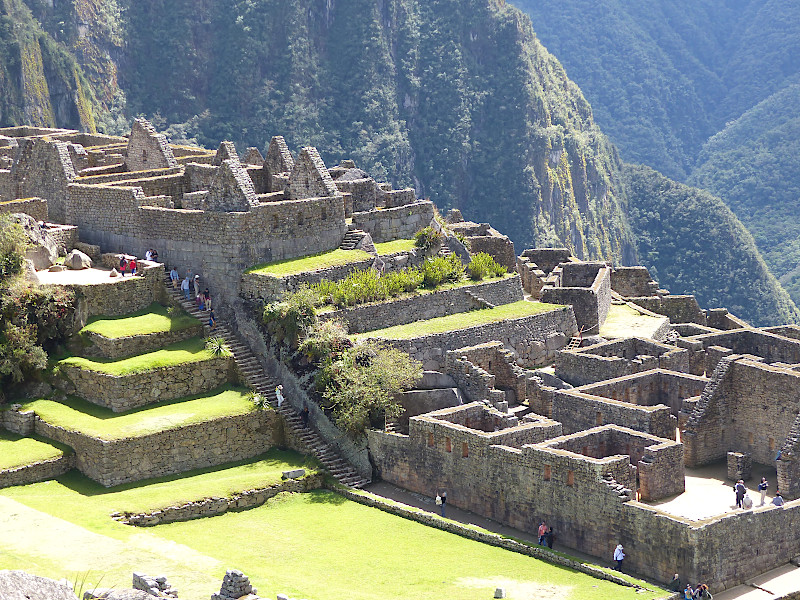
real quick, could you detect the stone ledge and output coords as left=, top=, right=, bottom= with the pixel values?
left=0, top=454, right=75, bottom=489
left=330, top=483, right=662, bottom=594
left=117, top=473, right=325, bottom=526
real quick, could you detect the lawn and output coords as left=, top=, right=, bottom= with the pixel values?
left=0, top=431, right=67, bottom=470
left=0, top=482, right=668, bottom=600
left=246, top=248, right=373, bottom=277
left=373, top=238, right=417, bottom=254
left=21, top=386, right=256, bottom=440
left=80, top=303, right=200, bottom=338
left=58, top=337, right=215, bottom=375
left=354, top=300, right=564, bottom=340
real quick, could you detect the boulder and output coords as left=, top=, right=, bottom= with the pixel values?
left=48, top=264, right=67, bottom=272
left=418, top=371, right=457, bottom=390
left=0, top=570, right=76, bottom=600
left=282, top=468, right=306, bottom=480
left=10, top=213, right=58, bottom=270
left=65, top=249, right=93, bottom=270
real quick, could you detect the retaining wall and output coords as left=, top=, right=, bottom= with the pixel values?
left=0, top=197, right=48, bottom=221
left=84, top=323, right=203, bottom=359
left=0, top=454, right=74, bottom=489
left=351, top=200, right=434, bottom=243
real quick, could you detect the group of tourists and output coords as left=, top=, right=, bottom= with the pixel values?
left=537, top=521, right=555, bottom=549
left=735, top=477, right=785, bottom=509
left=668, top=575, right=713, bottom=599
left=144, top=248, right=159, bottom=262
left=170, top=267, right=216, bottom=329
left=117, top=248, right=160, bottom=277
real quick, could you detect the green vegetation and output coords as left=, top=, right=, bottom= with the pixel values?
left=0, top=430, right=66, bottom=470
left=246, top=249, right=373, bottom=277
left=354, top=300, right=562, bottom=340
left=414, top=226, right=443, bottom=252
left=262, top=287, right=318, bottom=347
left=315, top=341, right=421, bottom=440
left=80, top=303, right=199, bottom=338
left=689, top=84, right=800, bottom=306
left=0, top=482, right=664, bottom=600
left=467, top=252, right=507, bottom=281
left=374, top=238, right=417, bottom=254
left=625, top=165, right=800, bottom=326
left=204, top=336, right=232, bottom=357
left=21, top=385, right=255, bottom=439
left=58, top=336, right=217, bottom=375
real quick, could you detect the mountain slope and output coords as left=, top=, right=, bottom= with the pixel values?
left=625, top=164, right=800, bottom=326
left=689, top=84, right=800, bottom=305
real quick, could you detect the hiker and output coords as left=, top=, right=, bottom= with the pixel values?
left=437, top=490, right=447, bottom=517
left=734, top=480, right=746, bottom=508
left=300, top=404, right=310, bottom=428
left=772, top=491, right=785, bottom=507
left=275, top=384, right=284, bottom=408
left=129, top=257, right=137, bottom=276
left=193, top=274, right=201, bottom=299
left=684, top=584, right=694, bottom=600
left=169, top=266, right=179, bottom=289
left=668, top=574, right=682, bottom=592
left=181, top=276, right=191, bottom=300
left=538, top=522, right=548, bottom=545
left=208, top=309, right=216, bottom=330
left=204, top=288, right=212, bottom=311
left=758, top=477, right=769, bottom=506
left=695, top=583, right=712, bottom=599
left=152, top=248, right=158, bottom=262
left=545, top=526, right=555, bottom=549
left=119, top=256, right=128, bottom=276
left=613, top=544, right=625, bottom=571
left=145, top=249, right=153, bottom=261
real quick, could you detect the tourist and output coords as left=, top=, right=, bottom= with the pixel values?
left=695, top=583, right=712, bottom=599
left=758, top=477, right=769, bottom=506
left=275, top=384, right=284, bottom=408
left=145, top=249, right=153, bottom=261
left=734, top=480, right=746, bottom=508
left=130, top=257, right=137, bottom=276
left=440, top=490, right=447, bottom=517
left=668, top=574, right=682, bottom=592
left=181, top=276, right=191, bottom=300
left=684, top=584, right=694, bottom=600
left=152, top=248, right=159, bottom=262
left=198, top=291, right=206, bottom=311
left=204, top=288, right=212, bottom=311
left=170, top=266, right=179, bottom=289
left=742, top=492, right=753, bottom=510
left=545, top=526, right=555, bottom=549
left=300, top=404, right=310, bottom=428
left=119, top=256, right=128, bottom=276
left=772, top=491, right=785, bottom=507
left=194, top=274, right=201, bottom=299
left=538, top=521, right=548, bottom=545
left=613, top=544, right=625, bottom=571
left=208, top=309, right=216, bottom=330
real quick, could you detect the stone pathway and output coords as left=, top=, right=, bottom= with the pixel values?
left=163, top=277, right=370, bottom=489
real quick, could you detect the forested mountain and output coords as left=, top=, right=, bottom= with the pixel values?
left=0, top=0, right=796, bottom=325
left=625, top=165, right=800, bottom=326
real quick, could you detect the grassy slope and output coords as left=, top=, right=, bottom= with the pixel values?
left=22, top=386, right=255, bottom=439
left=80, top=303, right=200, bottom=338
left=354, top=300, right=563, bottom=339
left=0, top=482, right=666, bottom=600
left=373, top=238, right=417, bottom=254
left=58, top=337, right=215, bottom=375
left=246, top=249, right=374, bottom=277
left=0, top=431, right=65, bottom=470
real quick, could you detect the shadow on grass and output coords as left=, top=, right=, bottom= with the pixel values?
left=306, top=489, right=348, bottom=505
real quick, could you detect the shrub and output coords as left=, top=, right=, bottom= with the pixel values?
left=316, top=341, right=422, bottom=440
left=467, top=252, right=507, bottom=280
left=0, top=215, right=29, bottom=285
left=421, top=254, right=464, bottom=287
left=262, top=286, right=319, bottom=346
left=299, top=319, right=351, bottom=363
left=205, top=336, right=232, bottom=357
left=414, top=226, right=442, bottom=252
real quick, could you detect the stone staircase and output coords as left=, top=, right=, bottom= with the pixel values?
left=163, top=276, right=370, bottom=489
left=340, top=228, right=369, bottom=250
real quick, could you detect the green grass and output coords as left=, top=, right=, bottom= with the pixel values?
left=80, top=303, right=200, bottom=338
left=354, top=300, right=564, bottom=339
left=21, top=386, right=256, bottom=440
left=246, top=249, right=373, bottom=277
left=58, top=337, right=215, bottom=375
left=0, top=431, right=67, bottom=470
left=0, top=483, right=668, bottom=600
left=374, top=238, right=417, bottom=254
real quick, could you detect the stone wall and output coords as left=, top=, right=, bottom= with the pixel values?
left=44, top=224, right=78, bottom=254
left=610, top=266, right=659, bottom=297
left=318, top=275, right=523, bottom=334
left=352, top=200, right=434, bottom=243
left=84, top=323, right=204, bottom=359
left=629, top=295, right=706, bottom=325
left=0, top=454, right=74, bottom=489
left=541, top=264, right=611, bottom=335
left=61, top=356, right=234, bottom=412
left=120, top=474, right=324, bottom=526
left=372, top=306, right=578, bottom=370
left=465, top=233, right=516, bottom=270
left=65, top=183, right=347, bottom=316
left=0, top=197, right=47, bottom=221
left=34, top=409, right=280, bottom=487
left=690, top=328, right=800, bottom=365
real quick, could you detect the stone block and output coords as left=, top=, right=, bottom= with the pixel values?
left=282, top=468, right=306, bottom=479
left=727, top=451, right=752, bottom=482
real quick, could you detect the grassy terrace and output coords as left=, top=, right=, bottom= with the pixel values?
left=0, top=482, right=666, bottom=600
left=0, top=431, right=66, bottom=470
left=58, top=337, right=215, bottom=375
left=21, top=386, right=255, bottom=440
left=374, top=238, right=416, bottom=254
left=246, top=248, right=373, bottom=277
left=80, top=303, right=200, bottom=338
left=599, top=303, right=668, bottom=339
left=354, top=300, right=563, bottom=340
